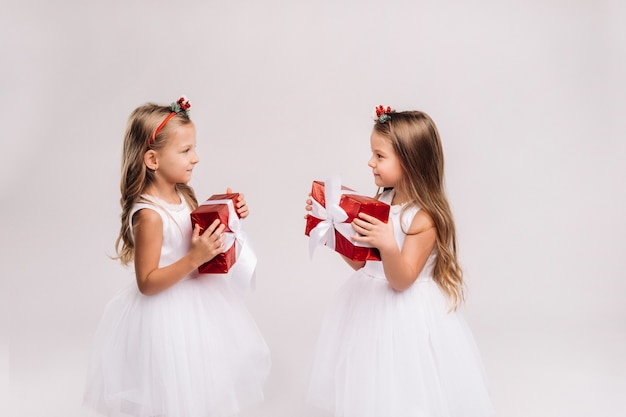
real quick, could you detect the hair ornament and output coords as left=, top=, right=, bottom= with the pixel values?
left=373, top=105, right=394, bottom=124
left=170, top=95, right=192, bottom=117
left=148, top=95, right=192, bottom=147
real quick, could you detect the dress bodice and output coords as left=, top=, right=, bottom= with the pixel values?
left=130, top=193, right=199, bottom=279
left=361, top=189, right=436, bottom=282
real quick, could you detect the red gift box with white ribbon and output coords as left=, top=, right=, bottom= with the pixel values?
left=190, top=193, right=257, bottom=294
left=191, top=193, right=240, bottom=273
left=305, top=176, right=390, bottom=261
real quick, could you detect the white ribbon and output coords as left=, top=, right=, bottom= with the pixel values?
left=200, top=198, right=257, bottom=295
left=308, top=175, right=376, bottom=259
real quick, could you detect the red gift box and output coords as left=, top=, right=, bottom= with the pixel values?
left=191, top=193, right=240, bottom=273
left=305, top=180, right=390, bottom=261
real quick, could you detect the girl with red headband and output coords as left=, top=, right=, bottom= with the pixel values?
left=83, top=96, right=270, bottom=417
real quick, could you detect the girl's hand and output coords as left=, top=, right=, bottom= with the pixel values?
left=227, top=187, right=249, bottom=218
left=304, top=193, right=313, bottom=219
left=190, top=219, right=227, bottom=266
left=351, top=212, right=397, bottom=253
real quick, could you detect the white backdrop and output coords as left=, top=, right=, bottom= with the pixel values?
left=1, top=1, right=625, bottom=416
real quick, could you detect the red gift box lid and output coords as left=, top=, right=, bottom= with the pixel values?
left=191, top=192, right=240, bottom=234
left=206, top=193, right=241, bottom=218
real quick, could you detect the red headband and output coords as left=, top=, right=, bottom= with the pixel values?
left=147, top=96, right=192, bottom=148
left=148, top=112, right=176, bottom=147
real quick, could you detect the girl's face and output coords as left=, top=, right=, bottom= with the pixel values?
left=156, top=123, right=199, bottom=185
left=368, top=130, right=404, bottom=189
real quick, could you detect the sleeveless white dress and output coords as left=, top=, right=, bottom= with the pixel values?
left=307, top=190, right=494, bottom=417
left=83, top=194, right=271, bottom=417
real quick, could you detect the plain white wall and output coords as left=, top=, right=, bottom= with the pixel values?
left=1, top=1, right=625, bottom=416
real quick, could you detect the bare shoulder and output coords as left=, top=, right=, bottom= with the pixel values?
left=402, top=208, right=437, bottom=261
left=132, top=207, right=162, bottom=229
left=407, top=209, right=435, bottom=235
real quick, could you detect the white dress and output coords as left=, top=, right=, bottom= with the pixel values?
left=307, top=190, right=494, bottom=417
left=83, top=194, right=271, bottom=417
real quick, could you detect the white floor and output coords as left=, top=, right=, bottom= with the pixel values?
left=6, top=321, right=626, bottom=417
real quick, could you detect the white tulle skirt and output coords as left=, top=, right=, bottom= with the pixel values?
left=307, top=271, right=494, bottom=417
left=83, top=274, right=270, bottom=417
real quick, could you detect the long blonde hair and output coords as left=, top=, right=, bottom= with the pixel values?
left=114, top=103, right=198, bottom=265
left=374, top=111, right=465, bottom=308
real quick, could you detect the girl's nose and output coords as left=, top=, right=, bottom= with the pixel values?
left=367, top=157, right=375, bottom=168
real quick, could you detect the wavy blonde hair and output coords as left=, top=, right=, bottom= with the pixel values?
left=374, top=111, right=465, bottom=309
left=114, top=103, right=198, bottom=265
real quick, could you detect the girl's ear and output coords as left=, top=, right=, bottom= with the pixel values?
left=144, top=150, right=158, bottom=171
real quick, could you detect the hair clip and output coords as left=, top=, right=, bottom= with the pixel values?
left=373, top=105, right=393, bottom=124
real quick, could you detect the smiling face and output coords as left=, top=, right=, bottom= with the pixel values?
left=155, top=123, right=199, bottom=185
left=368, top=130, right=405, bottom=190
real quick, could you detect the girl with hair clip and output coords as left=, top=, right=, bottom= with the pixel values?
left=306, top=106, right=494, bottom=417
left=83, top=96, right=270, bottom=417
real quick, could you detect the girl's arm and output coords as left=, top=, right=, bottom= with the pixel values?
left=351, top=211, right=436, bottom=291
left=133, top=208, right=226, bottom=296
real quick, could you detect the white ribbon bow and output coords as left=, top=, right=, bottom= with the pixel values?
left=308, top=175, right=374, bottom=259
